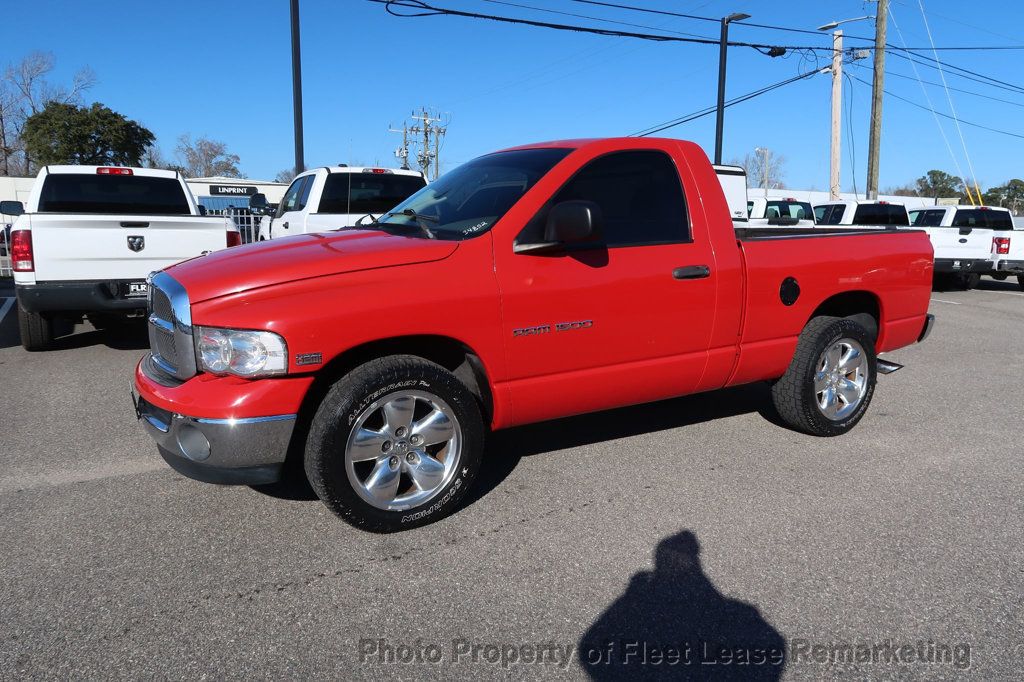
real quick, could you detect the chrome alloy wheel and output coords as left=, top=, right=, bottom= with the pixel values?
left=344, top=390, right=462, bottom=511
left=813, top=339, right=869, bottom=421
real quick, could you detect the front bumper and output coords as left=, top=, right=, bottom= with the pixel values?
left=17, top=279, right=149, bottom=313
left=133, top=380, right=296, bottom=486
left=933, top=258, right=992, bottom=273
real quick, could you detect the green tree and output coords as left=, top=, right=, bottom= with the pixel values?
left=915, top=170, right=966, bottom=199
left=22, top=101, right=153, bottom=166
left=982, top=179, right=1024, bottom=214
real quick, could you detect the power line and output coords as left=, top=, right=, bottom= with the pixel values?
left=848, top=74, right=1024, bottom=140
left=886, top=49, right=1024, bottom=95
left=631, top=68, right=824, bottom=137
left=478, top=0, right=713, bottom=39
left=872, top=67, right=1024, bottom=108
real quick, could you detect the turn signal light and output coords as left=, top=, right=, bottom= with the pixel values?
left=11, top=229, right=33, bottom=271
left=226, top=230, right=242, bottom=248
left=993, top=237, right=1011, bottom=255
left=97, top=167, right=133, bottom=175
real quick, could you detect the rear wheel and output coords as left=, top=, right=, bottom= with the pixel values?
left=17, top=303, right=54, bottom=351
left=1018, top=275, right=1024, bottom=292
left=962, top=273, right=981, bottom=289
left=771, top=316, right=877, bottom=436
left=305, top=355, right=484, bottom=532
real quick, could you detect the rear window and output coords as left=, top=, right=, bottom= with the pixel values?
left=952, top=209, right=1014, bottom=230
left=319, top=173, right=427, bottom=215
left=910, top=209, right=945, bottom=227
left=37, top=174, right=190, bottom=215
left=765, top=200, right=813, bottom=220
left=852, top=203, right=909, bottom=226
left=814, top=204, right=844, bottom=225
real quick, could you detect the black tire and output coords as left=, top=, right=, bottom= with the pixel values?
left=1018, top=275, right=1024, bottom=292
left=962, top=273, right=981, bottom=290
left=17, top=303, right=54, bottom=351
left=991, top=272, right=1007, bottom=281
left=305, top=355, right=485, bottom=532
left=770, top=316, right=877, bottom=437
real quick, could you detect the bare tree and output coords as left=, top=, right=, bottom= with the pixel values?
left=274, top=168, right=297, bottom=183
left=0, top=51, right=96, bottom=175
left=731, top=148, right=786, bottom=194
left=175, top=134, right=243, bottom=178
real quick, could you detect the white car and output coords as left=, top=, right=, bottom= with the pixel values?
left=908, top=205, right=1005, bottom=288
left=253, top=166, right=426, bottom=240
left=6, top=166, right=240, bottom=350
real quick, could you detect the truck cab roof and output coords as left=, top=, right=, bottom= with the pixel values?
left=40, top=165, right=180, bottom=179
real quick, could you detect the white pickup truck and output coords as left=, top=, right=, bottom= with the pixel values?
left=252, top=166, right=426, bottom=240
left=813, top=200, right=911, bottom=228
left=993, top=217, right=1024, bottom=290
left=714, top=166, right=813, bottom=227
left=908, top=205, right=1004, bottom=288
left=6, top=165, right=240, bottom=350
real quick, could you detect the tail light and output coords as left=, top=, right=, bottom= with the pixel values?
left=11, top=229, right=33, bottom=271
left=97, top=167, right=133, bottom=175
left=226, top=230, right=242, bottom=248
left=994, top=236, right=1011, bottom=255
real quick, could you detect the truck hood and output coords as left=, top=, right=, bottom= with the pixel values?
left=166, top=229, right=459, bottom=303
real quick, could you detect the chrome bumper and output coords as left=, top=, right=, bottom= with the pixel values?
left=134, top=393, right=295, bottom=485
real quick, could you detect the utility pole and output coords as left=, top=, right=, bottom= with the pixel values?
left=865, top=0, right=889, bottom=200
left=289, top=0, right=305, bottom=176
left=405, top=109, right=448, bottom=181
left=714, top=12, right=751, bottom=165
left=389, top=121, right=411, bottom=170
left=829, top=30, right=843, bottom=201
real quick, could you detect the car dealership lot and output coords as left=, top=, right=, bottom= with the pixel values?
left=0, top=279, right=1022, bottom=679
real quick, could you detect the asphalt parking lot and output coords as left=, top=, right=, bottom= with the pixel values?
left=0, top=277, right=1022, bottom=680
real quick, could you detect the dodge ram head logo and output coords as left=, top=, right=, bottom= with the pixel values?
left=127, top=236, right=145, bottom=252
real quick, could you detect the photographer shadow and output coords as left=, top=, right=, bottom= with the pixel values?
left=579, top=530, right=786, bottom=680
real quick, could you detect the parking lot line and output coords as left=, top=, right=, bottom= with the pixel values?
left=978, top=289, right=1024, bottom=297
left=930, top=298, right=961, bottom=305
left=0, top=296, right=14, bottom=324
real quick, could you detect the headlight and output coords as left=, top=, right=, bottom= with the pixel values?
left=194, top=327, right=288, bottom=377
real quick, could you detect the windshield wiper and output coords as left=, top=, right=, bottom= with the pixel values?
left=383, top=209, right=438, bottom=239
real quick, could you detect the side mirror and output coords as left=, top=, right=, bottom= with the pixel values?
left=249, top=193, right=269, bottom=215
left=0, top=200, right=25, bottom=216
left=197, top=204, right=208, bottom=216
left=545, top=200, right=603, bottom=244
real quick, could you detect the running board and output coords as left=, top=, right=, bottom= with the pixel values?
left=877, top=359, right=904, bottom=375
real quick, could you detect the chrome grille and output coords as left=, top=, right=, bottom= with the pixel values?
left=147, top=272, right=197, bottom=380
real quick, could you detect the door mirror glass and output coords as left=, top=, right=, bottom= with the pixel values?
left=0, top=200, right=24, bottom=216
left=197, top=204, right=208, bottom=216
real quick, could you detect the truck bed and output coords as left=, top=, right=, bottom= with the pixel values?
left=734, top=226, right=908, bottom=240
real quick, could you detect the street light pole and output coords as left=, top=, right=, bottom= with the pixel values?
left=714, top=12, right=751, bottom=165
left=290, top=0, right=305, bottom=177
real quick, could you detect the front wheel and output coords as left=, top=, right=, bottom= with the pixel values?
left=305, top=355, right=484, bottom=532
left=771, top=316, right=877, bottom=436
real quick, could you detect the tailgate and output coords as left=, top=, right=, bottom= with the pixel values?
left=925, top=226, right=993, bottom=260
left=29, top=214, right=230, bottom=281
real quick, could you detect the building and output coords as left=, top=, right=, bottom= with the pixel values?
left=185, top=177, right=288, bottom=214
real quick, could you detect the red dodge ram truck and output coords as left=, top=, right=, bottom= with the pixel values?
left=133, top=138, right=935, bottom=532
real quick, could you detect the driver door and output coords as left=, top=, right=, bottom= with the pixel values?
left=273, top=174, right=314, bottom=238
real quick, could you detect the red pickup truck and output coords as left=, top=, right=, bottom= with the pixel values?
left=133, top=138, right=935, bottom=532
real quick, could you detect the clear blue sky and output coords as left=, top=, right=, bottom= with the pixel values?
left=4, top=0, right=1023, bottom=191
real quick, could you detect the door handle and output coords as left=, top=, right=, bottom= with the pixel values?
left=672, top=265, right=711, bottom=280
left=282, top=222, right=289, bottom=229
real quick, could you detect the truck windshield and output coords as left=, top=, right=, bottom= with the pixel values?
left=374, top=148, right=573, bottom=239
left=37, top=174, right=190, bottom=215
left=765, top=200, right=813, bottom=220
left=320, top=173, right=427, bottom=215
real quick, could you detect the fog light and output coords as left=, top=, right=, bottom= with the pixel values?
left=177, top=423, right=211, bottom=461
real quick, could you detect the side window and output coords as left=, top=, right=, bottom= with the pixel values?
left=297, top=175, right=314, bottom=211
left=276, top=176, right=308, bottom=217
left=544, top=150, right=689, bottom=246
left=746, top=201, right=753, bottom=217
left=814, top=205, right=828, bottom=223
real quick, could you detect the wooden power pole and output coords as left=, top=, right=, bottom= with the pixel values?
left=829, top=30, right=843, bottom=201
left=865, top=0, right=888, bottom=200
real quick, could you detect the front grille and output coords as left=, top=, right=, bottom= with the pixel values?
left=146, top=272, right=197, bottom=380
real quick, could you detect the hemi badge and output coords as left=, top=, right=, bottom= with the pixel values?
left=295, top=352, right=323, bottom=366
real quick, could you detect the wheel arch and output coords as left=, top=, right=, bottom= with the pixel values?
left=807, top=290, right=882, bottom=341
